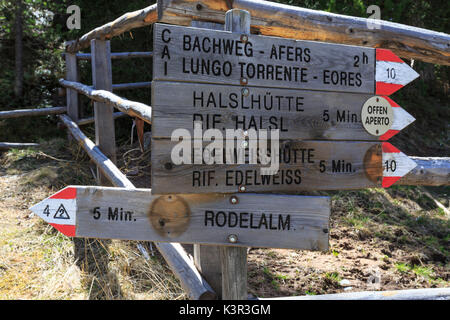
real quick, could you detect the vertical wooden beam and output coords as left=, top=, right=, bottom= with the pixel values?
left=194, top=244, right=222, bottom=298
left=91, top=39, right=116, bottom=185
left=219, top=8, right=250, bottom=301
left=65, top=52, right=79, bottom=122
left=220, top=244, right=248, bottom=300
left=189, top=20, right=224, bottom=299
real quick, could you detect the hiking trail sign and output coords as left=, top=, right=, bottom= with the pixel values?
left=151, top=23, right=419, bottom=194
left=152, top=82, right=415, bottom=140
left=29, top=186, right=331, bottom=250
left=153, top=23, right=419, bottom=95
left=151, top=141, right=417, bottom=194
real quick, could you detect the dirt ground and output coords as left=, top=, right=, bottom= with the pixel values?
left=0, top=136, right=448, bottom=299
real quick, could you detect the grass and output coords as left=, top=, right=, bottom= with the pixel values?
left=394, top=262, right=446, bottom=284
left=0, top=139, right=187, bottom=300
left=324, top=272, right=341, bottom=285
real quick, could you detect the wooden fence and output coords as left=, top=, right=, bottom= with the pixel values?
left=1, top=0, right=449, bottom=300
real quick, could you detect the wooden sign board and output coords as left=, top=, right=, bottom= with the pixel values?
left=30, top=186, right=331, bottom=250
left=151, top=81, right=415, bottom=140
left=151, top=141, right=417, bottom=194
left=153, top=23, right=419, bottom=95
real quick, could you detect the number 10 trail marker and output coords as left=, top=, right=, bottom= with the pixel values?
left=153, top=24, right=420, bottom=96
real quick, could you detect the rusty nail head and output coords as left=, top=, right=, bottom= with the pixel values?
left=228, top=234, right=238, bottom=243
left=239, top=185, right=246, bottom=192
left=242, top=87, right=249, bottom=96
left=230, top=196, right=238, bottom=204
left=240, top=34, right=248, bottom=43
left=240, top=77, right=248, bottom=85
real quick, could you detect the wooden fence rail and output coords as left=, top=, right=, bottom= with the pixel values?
left=0, top=142, right=39, bottom=150
left=58, top=113, right=216, bottom=300
left=76, top=112, right=126, bottom=126
left=59, top=79, right=152, bottom=124
left=400, top=157, right=450, bottom=186
left=65, top=52, right=153, bottom=60
left=0, top=106, right=66, bottom=119
left=64, top=1, right=449, bottom=66
left=112, top=81, right=152, bottom=91
left=258, top=288, right=450, bottom=300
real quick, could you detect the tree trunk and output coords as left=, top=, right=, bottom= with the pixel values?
left=14, top=0, right=24, bottom=98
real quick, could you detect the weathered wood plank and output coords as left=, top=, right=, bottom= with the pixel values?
left=0, top=107, right=66, bottom=119
left=157, top=0, right=450, bottom=66
left=189, top=19, right=228, bottom=301
left=65, top=53, right=79, bottom=121
left=193, top=244, right=222, bottom=298
left=399, top=157, right=450, bottom=187
left=221, top=245, right=247, bottom=300
left=30, top=185, right=331, bottom=250
left=258, top=288, right=450, bottom=300
left=74, top=52, right=153, bottom=60
left=151, top=81, right=415, bottom=140
left=91, top=40, right=116, bottom=185
left=220, top=9, right=250, bottom=301
left=151, top=140, right=417, bottom=193
left=112, top=81, right=152, bottom=91
left=153, top=23, right=377, bottom=94
left=59, top=79, right=152, bottom=124
left=156, top=242, right=217, bottom=300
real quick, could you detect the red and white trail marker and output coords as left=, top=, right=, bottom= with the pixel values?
left=376, top=49, right=420, bottom=96
left=153, top=24, right=420, bottom=96
left=382, top=142, right=417, bottom=188
left=29, top=187, right=77, bottom=237
left=29, top=187, right=331, bottom=250
left=361, top=95, right=416, bottom=140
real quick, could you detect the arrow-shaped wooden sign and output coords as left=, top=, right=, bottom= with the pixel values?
left=151, top=141, right=417, bottom=194
left=30, top=187, right=331, bottom=250
left=152, top=82, right=415, bottom=140
left=153, top=24, right=419, bottom=95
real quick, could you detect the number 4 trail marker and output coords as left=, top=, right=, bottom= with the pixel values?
left=30, top=186, right=331, bottom=250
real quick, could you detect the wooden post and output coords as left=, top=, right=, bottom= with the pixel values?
left=186, top=20, right=224, bottom=299
left=219, top=8, right=250, bottom=301
left=65, top=51, right=79, bottom=122
left=190, top=9, right=250, bottom=301
left=91, top=39, right=116, bottom=185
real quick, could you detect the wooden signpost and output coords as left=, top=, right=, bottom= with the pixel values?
left=29, top=6, right=423, bottom=301
left=30, top=186, right=330, bottom=250
left=153, top=24, right=419, bottom=95
left=151, top=20, right=419, bottom=195
left=152, top=82, right=415, bottom=140
left=151, top=141, right=417, bottom=194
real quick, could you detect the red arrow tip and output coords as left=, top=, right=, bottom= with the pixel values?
left=382, top=142, right=400, bottom=153
left=50, top=187, right=77, bottom=199
left=376, top=49, right=404, bottom=63
left=49, top=223, right=76, bottom=237
left=382, top=176, right=402, bottom=188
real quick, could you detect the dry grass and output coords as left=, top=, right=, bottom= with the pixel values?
left=0, top=137, right=448, bottom=300
left=0, top=138, right=186, bottom=300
